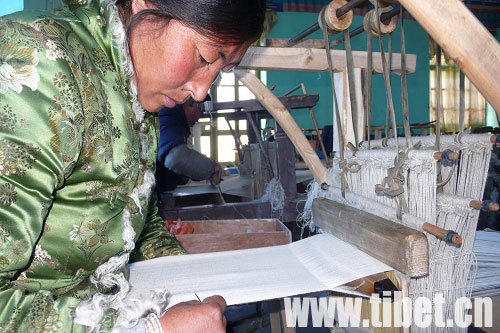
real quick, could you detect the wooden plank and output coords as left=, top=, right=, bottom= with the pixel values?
left=312, top=197, right=428, bottom=277
left=237, top=46, right=416, bottom=74
left=175, top=219, right=292, bottom=254
left=399, top=0, right=500, bottom=113
left=235, top=70, right=327, bottom=184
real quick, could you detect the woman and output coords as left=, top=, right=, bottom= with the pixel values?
left=0, top=0, right=265, bottom=331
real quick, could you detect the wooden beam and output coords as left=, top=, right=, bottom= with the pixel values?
left=160, top=201, right=274, bottom=221
left=266, top=38, right=325, bottom=49
left=312, top=197, right=428, bottom=277
left=399, top=0, right=500, bottom=113
left=235, top=69, right=327, bottom=183
left=237, top=46, right=416, bottom=74
left=202, top=94, right=319, bottom=113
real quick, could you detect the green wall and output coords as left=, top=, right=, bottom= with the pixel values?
left=267, top=12, right=430, bottom=132
left=0, top=1, right=23, bottom=16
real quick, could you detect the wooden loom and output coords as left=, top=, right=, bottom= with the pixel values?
left=232, top=0, right=500, bottom=331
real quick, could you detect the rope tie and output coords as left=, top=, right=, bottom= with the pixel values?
left=381, top=136, right=390, bottom=148
left=339, top=159, right=361, bottom=195
left=375, top=151, right=409, bottom=219
left=346, top=142, right=358, bottom=152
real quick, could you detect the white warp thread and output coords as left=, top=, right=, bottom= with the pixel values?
left=127, top=234, right=391, bottom=307
left=302, top=136, right=491, bottom=332
left=356, top=134, right=491, bottom=333
left=260, top=177, right=285, bottom=212
left=410, top=193, right=481, bottom=333
left=471, top=231, right=500, bottom=297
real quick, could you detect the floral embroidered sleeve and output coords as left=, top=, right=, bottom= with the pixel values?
left=0, top=18, right=87, bottom=332
left=131, top=191, right=187, bottom=262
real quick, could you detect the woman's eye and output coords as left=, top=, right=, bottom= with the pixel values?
left=200, top=54, right=209, bottom=65
left=199, top=54, right=209, bottom=65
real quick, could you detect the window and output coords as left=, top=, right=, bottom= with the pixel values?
left=199, top=71, right=259, bottom=163
left=430, top=53, right=486, bottom=133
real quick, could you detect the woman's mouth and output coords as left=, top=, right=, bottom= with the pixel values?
left=164, top=95, right=177, bottom=108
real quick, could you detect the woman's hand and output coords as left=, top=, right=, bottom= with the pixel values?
left=159, top=295, right=227, bottom=333
left=210, top=163, right=223, bottom=185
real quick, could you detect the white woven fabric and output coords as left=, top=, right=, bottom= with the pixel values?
left=127, top=234, right=391, bottom=307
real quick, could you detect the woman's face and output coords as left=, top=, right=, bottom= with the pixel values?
left=128, top=2, right=250, bottom=112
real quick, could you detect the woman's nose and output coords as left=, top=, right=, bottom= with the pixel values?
left=186, top=71, right=219, bottom=102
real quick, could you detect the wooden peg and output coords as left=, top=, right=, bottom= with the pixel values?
left=470, top=200, right=500, bottom=212
left=490, top=134, right=499, bottom=145
left=422, top=222, right=462, bottom=245
left=433, top=151, right=459, bottom=161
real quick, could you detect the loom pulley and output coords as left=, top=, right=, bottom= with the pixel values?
left=282, top=0, right=369, bottom=47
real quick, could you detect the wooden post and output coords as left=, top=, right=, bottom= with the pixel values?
left=398, top=0, right=500, bottom=113
left=235, top=69, right=327, bottom=183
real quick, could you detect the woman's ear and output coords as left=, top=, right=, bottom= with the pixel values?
left=131, top=0, right=152, bottom=15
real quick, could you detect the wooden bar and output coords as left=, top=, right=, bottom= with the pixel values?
left=237, top=46, right=416, bottom=74
left=312, top=197, right=429, bottom=277
left=201, top=94, right=319, bottom=114
left=398, top=0, right=500, bottom=113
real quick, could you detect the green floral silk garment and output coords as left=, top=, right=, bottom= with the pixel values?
left=0, top=1, right=185, bottom=331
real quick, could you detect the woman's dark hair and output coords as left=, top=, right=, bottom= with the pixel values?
left=117, top=0, right=267, bottom=45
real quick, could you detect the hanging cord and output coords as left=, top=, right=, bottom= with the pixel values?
left=400, top=7, right=413, bottom=148
left=435, top=45, right=444, bottom=187
left=320, top=10, right=348, bottom=196
left=459, top=70, right=465, bottom=132
left=225, top=117, right=244, bottom=165
left=374, top=1, right=408, bottom=218
left=384, top=33, right=393, bottom=140
left=375, top=1, right=399, bottom=155
left=343, top=28, right=360, bottom=147
left=366, top=32, right=373, bottom=149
